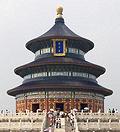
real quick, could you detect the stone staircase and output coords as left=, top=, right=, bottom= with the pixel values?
left=65, top=118, right=75, bottom=132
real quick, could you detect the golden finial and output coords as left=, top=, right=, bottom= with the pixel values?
left=56, top=5, right=63, bottom=18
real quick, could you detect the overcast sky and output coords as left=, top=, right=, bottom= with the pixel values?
left=0, top=0, right=120, bottom=112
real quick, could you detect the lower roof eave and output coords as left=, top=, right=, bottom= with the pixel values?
left=7, top=83, right=113, bottom=97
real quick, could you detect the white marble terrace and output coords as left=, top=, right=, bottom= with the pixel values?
left=0, top=110, right=46, bottom=132
left=0, top=110, right=120, bottom=132
left=74, top=112, right=120, bottom=132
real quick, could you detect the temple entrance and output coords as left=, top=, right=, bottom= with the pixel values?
left=55, top=103, right=64, bottom=111
left=80, top=103, right=88, bottom=112
left=32, top=103, right=39, bottom=112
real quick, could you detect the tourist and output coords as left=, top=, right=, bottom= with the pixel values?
left=56, top=110, right=60, bottom=118
left=55, top=118, right=59, bottom=128
left=58, top=118, right=61, bottom=128
left=108, top=108, right=111, bottom=113
left=72, top=118, right=74, bottom=127
left=1, top=110, right=3, bottom=114
left=60, top=111, right=64, bottom=118
left=44, top=126, right=52, bottom=132
left=115, top=109, right=118, bottom=113
left=66, top=113, right=69, bottom=121
left=112, top=108, right=115, bottom=113
left=98, top=109, right=101, bottom=113
left=55, top=118, right=58, bottom=128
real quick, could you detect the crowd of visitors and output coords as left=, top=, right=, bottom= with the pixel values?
left=45, top=108, right=76, bottom=132
left=47, top=109, right=64, bottom=128
left=108, top=108, right=118, bottom=113
left=46, top=107, right=119, bottom=129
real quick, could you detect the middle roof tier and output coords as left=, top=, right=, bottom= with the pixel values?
left=14, top=57, right=105, bottom=78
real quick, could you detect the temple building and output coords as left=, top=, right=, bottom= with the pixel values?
left=7, top=6, right=113, bottom=113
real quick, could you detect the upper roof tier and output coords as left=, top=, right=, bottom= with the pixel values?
left=26, top=6, right=94, bottom=53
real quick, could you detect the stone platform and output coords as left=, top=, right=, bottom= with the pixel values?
left=0, top=111, right=120, bottom=132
